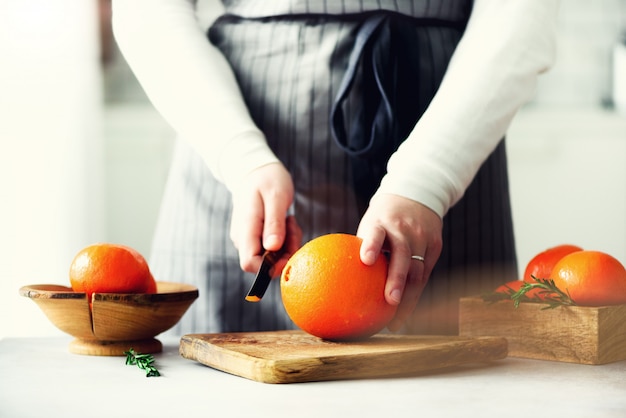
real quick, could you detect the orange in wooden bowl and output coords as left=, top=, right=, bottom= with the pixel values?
left=19, top=282, right=198, bottom=356
left=69, top=243, right=157, bottom=301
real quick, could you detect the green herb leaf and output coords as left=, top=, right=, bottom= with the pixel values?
left=510, top=276, right=576, bottom=309
left=481, top=276, right=577, bottom=309
left=124, top=348, right=161, bottom=377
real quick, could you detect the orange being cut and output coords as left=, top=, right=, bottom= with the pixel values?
left=69, top=243, right=157, bottom=302
left=550, top=250, right=626, bottom=306
left=280, top=233, right=397, bottom=341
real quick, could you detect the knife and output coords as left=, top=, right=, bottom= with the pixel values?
left=246, top=205, right=296, bottom=302
left=245, top=249, right=284, bottom=302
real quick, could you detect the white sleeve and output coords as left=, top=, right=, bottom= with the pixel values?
left=375, top=0, right=560, bottom=218
left=111, top=0, right=279, bottom=192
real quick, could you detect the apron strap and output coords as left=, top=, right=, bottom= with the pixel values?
left=330, top=12, right=424, bottom=209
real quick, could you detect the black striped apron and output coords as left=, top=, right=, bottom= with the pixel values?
left=150, top=0, right=517, bottom=336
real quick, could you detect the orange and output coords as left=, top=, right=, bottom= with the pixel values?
left=69, top=243, right=157, bottom=302
left=550, top=250, right=626, bottom=306
left=495, top=280, right=523, bottom=294
left=523, top=244, right=583, bottom=283
left=280, top=233, right=397, bottom=341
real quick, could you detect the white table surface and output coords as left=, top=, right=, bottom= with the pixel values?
left=1, top=335, right=625, bottom=418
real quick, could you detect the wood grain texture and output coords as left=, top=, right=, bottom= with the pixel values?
left=459, top=297, right=626, bottom=365
left=179, top=330, right=508, bottom=383
left=68, top=338, right=163, bottom=356
left=19, top=282, right=198, bottom=355
left=19, top=285, right=94, bottom=339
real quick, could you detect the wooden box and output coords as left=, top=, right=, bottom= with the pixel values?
left=459, top=297, right=626, bottom=365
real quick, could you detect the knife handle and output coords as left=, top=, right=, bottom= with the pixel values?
left=245, top=250, right=282, bottom=302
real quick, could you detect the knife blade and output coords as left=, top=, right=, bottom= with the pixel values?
left=245, top=250, right=284, bottom=302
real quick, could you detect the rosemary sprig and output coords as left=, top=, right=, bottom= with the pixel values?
left=124, top=348, right=161, bottom=377
left=481, top=282, right=546, bottom=304
left=510, top=276, right=576, bottom=309
left=481, top=276, right=577, bottom=310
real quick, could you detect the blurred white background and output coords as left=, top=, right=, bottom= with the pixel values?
left=1, top=0, right=625, bottom=338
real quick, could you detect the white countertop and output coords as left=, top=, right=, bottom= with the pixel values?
left=1, top=336, right=625, bottom=418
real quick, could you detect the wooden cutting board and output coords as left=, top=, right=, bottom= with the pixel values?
left=179, top=330, right=508, bottom=383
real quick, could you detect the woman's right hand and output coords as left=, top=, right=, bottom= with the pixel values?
left=229, top=162, right=302, bottom=275
left=356, top=193, right=443, bottom=331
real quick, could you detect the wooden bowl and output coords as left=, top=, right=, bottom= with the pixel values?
left=19, top=282, right=198, bottom=356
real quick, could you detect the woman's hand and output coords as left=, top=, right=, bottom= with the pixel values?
left=230, top=162, right=302, bottom=275
left=357, top=193, right=443, bottom=331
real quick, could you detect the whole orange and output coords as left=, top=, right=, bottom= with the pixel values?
left=280, top=233, right=397, bottom=341
left=69, top=243, right=157, bottom=301
left=523, top=244, right=583, bottom=283
left=551, top=250, right=626, bottom=306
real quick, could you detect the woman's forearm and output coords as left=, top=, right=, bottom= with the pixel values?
left=377, top=0, right=560, bottom=217
left=111, top=0, right=279, bottom=192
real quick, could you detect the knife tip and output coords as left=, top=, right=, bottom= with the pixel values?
left=245, top=295, right=261, bottom=302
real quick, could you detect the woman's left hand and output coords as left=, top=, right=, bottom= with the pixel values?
left=356, top=193, right=443, bottom=331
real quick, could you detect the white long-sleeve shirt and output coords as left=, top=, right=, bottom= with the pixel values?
left=112, top=0, right=559, bottom=218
